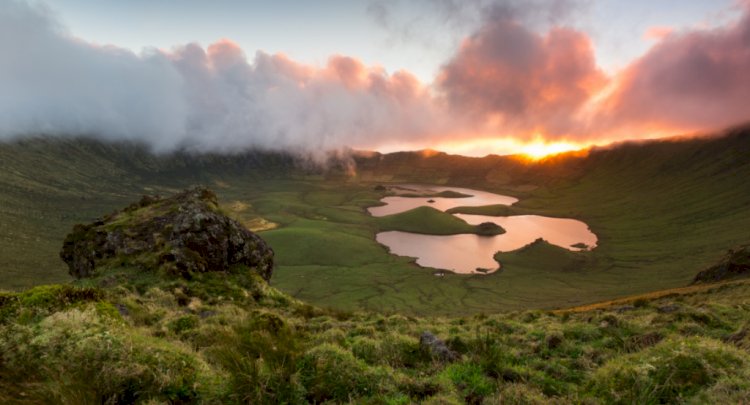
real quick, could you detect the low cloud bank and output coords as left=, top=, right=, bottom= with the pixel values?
left=0, top=1, right=448, bottom=157
left=1, top=1, right=749, bottom=156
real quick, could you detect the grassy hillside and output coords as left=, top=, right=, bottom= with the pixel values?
left=0, top=137, right=297, bottom=289
left=1, top=129, right=749, bottom=314
left=3, top=251, right=750, bottom=403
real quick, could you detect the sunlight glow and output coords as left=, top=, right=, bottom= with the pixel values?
left=369, top=135, right=607, bottom=159
left=519, top=141, right=582, bottom=160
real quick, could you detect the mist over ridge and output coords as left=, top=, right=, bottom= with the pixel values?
left=2, top=0, right=750, bottom=158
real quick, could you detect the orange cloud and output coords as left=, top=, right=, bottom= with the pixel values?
left=600, top=5, right=750, bottom=137
left=4, top=0, right=750, bottom=158
left=434, top=3, right=750, bottom=149
left=643, top=26, right=674, bottom=41
left=437, top=12, right=606, bottom=141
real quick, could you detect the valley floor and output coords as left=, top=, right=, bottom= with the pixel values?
left=1, top=134, right=749, bottom=315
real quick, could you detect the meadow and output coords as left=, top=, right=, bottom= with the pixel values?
left=1, top=134, right=750, bottom=402
left=1, top=129, right=749, bottom=315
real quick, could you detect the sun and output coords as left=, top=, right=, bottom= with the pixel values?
left=520, top=141, right=581, bottom=160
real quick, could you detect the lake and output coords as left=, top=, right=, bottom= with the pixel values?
left=368, top=185, right=518, bottom=217
left=371, top=185, right=597, bottom=274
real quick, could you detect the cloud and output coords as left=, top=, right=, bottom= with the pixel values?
left=435, top=2, right=750, bottom=143
left=168, top=43, right=447, bottom=155
left=600, top=4, right=750, bottom=135
left=366, top=0, right=589, bottom=49
left=2, top=0, right=749, bottom=158
left=643, top=26, right=674, bottom=41
left=0, top=1, right=187, bottom=150
left=436, top=7, right=606, bottom=139
left=0, top=0, right=448, bottom=159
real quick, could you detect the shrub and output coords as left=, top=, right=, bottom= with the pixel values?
left=0, top=307, right=212, bottom=403
left=484, top=383, right=549, bottom=405
left=314, top=327, right=347, bottom=345
left=589, top=337, right=749, bottom=404
left=690, top=376, right=750, bottom=404
left=212, top=311, right=306, bottom=404
left=351, top=336, right=380, bottom=364
left=18, top=284, right=103, bottom=310
left=396, top=375, right=441, bottom=401
left=379, top=333, right=424, bottom=368
left=440, top=363, right=495, bottom=404
left=168, top=314, right=199, bottom=335
left=298, top=343, right=393, bottom=403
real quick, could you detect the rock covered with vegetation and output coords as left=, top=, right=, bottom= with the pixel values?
left=59, top=187, right=274, bottom=281
left=693, top=245, right=750, bottom=284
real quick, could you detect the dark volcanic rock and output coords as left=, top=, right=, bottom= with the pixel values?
left=692, top=245, right=750, bottom=284
left=420, top=331, right=459, bottom=362
left=60, top=187, right=274, bottom=281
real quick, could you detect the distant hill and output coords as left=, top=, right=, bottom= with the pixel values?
left=353, top=126, right=750, bottom=194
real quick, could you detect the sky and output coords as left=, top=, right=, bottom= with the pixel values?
left=1, top=0, right=749, bottom=157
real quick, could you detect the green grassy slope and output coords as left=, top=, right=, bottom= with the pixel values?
left=0, top=138, right=296, bottom=289
left=3, top=253, right=750, bottom=403
left=1, top=129, right=749, bottom=314
left=504, top=131, right=750, bottom=299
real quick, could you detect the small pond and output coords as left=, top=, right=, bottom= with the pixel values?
left=368, top=185, right=518, bottom=217
left=370, top=185, right=597, bottom=274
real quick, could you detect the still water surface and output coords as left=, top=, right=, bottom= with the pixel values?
left=368, top=185, right=518, bottom=217
left=371, top=185, right=597, bottom=274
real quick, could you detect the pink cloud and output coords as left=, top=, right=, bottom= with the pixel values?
left=3, top=0, right=750, bottom=156
left=167, top=39, right=446, bottom=155
left=643, top=26, right=674, bottom=41
left=436, top=14, right=606, bottom=140
left=435, top=4, right=750, bottom=144
left=601, top=5, right=750, bottom=135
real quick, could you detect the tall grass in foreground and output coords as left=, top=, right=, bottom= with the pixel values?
left=2, top=271, right=750, bottom=403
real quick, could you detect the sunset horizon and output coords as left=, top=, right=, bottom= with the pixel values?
left=3, top=0, right=750, bottom=157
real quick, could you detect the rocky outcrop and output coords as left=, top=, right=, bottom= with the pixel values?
left=420, top=331, right=459, bottom=362
left=692, top=245, right=750, bottom=284
left=60, top=187, right=274, bottom=281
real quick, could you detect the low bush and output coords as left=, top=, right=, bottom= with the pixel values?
left=589, top=336, right=749, bottom=404
left=298, top=343, right=394, bottom=403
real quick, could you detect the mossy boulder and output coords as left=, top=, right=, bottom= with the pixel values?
left=60, top=187, right=274, bottom=281
left=692, top=245, right=750, bottom=284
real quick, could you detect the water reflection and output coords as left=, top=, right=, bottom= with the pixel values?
left=368, top=184, right=518, bottom=217
left=372, top=186, right=597, bottom=274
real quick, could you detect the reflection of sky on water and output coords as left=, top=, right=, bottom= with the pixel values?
left=368, top=185, right=518, bottom=217
left=372, top=186, right=597, bottom=274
